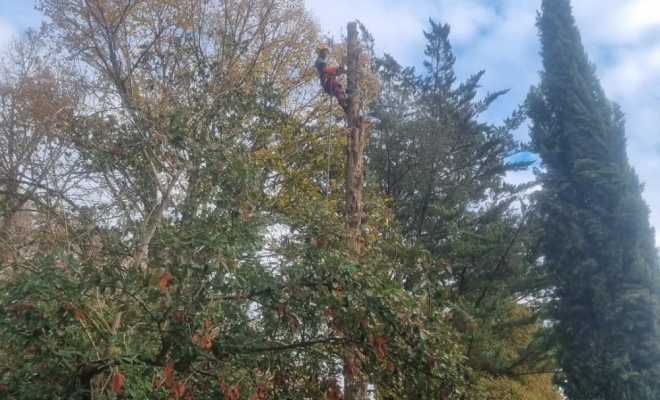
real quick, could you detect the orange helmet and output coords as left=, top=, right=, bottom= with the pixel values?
left=316, top=43, right=329, bottom=53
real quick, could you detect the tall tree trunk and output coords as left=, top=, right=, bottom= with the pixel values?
left=345, top=22, right=366, bottom=256
left=343, top=21, right=369, bottom=400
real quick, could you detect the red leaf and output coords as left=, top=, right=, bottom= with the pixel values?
left=159, top=272, right=172, bottom=291
left=224, top=384, right=240, bottom=400
left=201, top=335, right=213, bottom=349
left=171, top=380, right=185, bottom=397
left=372, top=336, right=387, bottom=361
left=110, top=372, right=124, bottom=395
left=192, top=334, right=199, bottom=345
left=202, top=319, right=212, bottom=330
left=152, top=373, right=160, bottom=389
left=164, top=359, right=175, bottom=388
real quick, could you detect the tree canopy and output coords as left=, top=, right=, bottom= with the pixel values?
left=0, top=1, right=657, bottom=400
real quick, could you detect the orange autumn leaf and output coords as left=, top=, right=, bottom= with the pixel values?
left=171, top=380, right=185, bottom=397
left=159, top=272, right=172, bottom=291
left=152, top=373, right=160, bottom=389
left=164, top=359, right=175, bottom=388
left=202, top=319, right=212, bottom=330
left=192, top=334, right=199, bottom=345
left=110, top=372, right=124, bottom=395
left=201, top=334, right=213, bottom=349
left=223, top=383, right=240, bottom=400
left=371, top=336, right=387, bottom=361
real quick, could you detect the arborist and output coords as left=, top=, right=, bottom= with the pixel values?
left=315, top=43, right=349, bottom=112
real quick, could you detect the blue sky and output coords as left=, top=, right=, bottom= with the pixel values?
left=2, top=0, right=660, bottom=239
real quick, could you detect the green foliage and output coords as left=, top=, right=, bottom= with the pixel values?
left=0, top=3, right=471, bottom=400
left=465, top=304, right=561, bottom=400
left=527, top=1, right=660, bottom=399
left=367, top=18, right=559, bottom=400
left=4, top=1, right=650, bottom=399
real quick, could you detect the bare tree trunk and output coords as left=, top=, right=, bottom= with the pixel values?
left=131, top=170, right=182, bottom=270
left=343, top=21, right=369, bottom=400
left=104, top=170, right=181, bottom=360
left=345, top=22, right=367, bottom=257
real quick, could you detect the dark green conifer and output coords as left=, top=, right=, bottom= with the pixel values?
left=527, top=1, right=660, bottom=398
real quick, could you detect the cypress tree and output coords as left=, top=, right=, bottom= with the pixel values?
left=527, top=1, right=660, bottom=399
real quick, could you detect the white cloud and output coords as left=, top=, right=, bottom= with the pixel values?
left=432, top=1, right=499, bottom=45
left=626, top=0, right=660, bottom=31
left=304, top=0, right=427, bottom=65
left=572, top=0, right=660, bottom=46
left=0, top=20, right=16, bottom=49
left=306, top=0, right=660, bottom=241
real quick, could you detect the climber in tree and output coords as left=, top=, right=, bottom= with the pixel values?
left=315, top=43, right=349, bottom=111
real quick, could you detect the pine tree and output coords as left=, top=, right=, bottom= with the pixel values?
left=527, top=1, right=660, bottom=398
left=368, top=19, right=560, bottom=399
